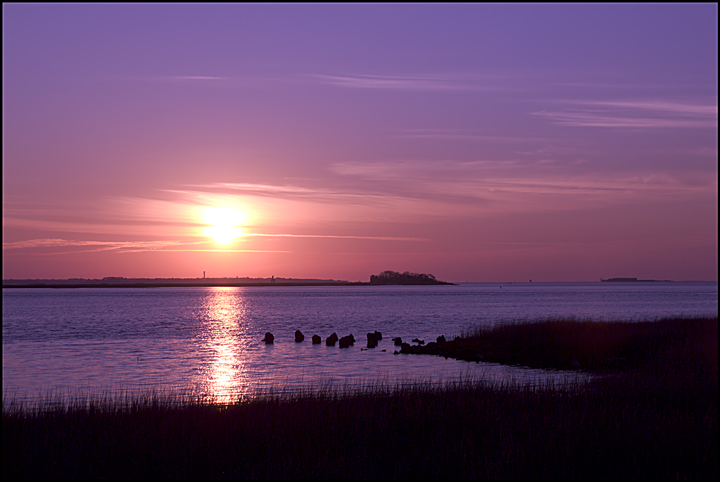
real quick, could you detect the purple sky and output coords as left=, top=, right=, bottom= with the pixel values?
left=3, top=4, right=717, bottom=282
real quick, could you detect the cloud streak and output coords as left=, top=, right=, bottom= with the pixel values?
left=168, top=75, right=226, bottom=81
left=534, top=98, right=717, bottom=128
left=309, top=73, right=508, bottom=91
left=1, top=238, right=290, bottom=255
left=392, top=129, right=547, bottom=142
left=329, top=159, right=715, bottom=211
left=2, top=232, right=425, bottom=257
left=243, top=233, right=427, bottom=242
left=3, top=238, right=202, bottom=253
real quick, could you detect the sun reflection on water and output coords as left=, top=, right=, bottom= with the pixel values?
left=200, top=287, right=250, bottom=402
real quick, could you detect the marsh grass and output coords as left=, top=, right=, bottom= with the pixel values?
left=414, top=315, right=719, bottom=374
left=3, top=317, right=717, bottom=479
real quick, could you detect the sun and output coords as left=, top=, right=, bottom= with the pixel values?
left=202, top=207, right=247, bottom=245
left=205, top=225, right=244, bottom=244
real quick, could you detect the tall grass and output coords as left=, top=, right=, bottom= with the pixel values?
left=424, top=315, right=718, bottom=373
left=3, top=317, right=717, bottom=479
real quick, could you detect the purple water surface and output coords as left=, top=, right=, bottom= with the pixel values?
left=3, top=282, right=716, bottom=402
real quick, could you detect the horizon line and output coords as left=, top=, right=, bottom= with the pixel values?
left=3, top=277, right=716, bottom=284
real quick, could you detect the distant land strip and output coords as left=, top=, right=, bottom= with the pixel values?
left=600, top=277, right=674, bottom=282
left=2, top=278, right=358, bottom=288
left=2, top=272, right=455, bottom=288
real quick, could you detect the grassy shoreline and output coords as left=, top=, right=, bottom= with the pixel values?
left=399, top=315, right=718, bottom=373
left=3, top=316, right=717, bottom=479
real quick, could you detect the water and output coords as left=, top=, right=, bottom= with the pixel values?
left=3, top=282, right=717, bottom=403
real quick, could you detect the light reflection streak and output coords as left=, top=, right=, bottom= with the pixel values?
left=200, top=287, right=251, bottom=402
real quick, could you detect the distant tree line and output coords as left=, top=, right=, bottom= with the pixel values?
left=369, top=270, right=451, bottom=285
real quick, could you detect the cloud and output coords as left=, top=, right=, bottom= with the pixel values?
left=393, top=129, right=547, bottom=142
left=3, top=238, right=201, bottom=253
left=6, top=154, right=713, bottom=257
left=2, top=216, right=198, bottom=238
left=181, top=182, right=428, bottom=208
left=167, top=184, right=465, bottom=225
left=242, top=233, right=427, bottom=242
left=193, top=183, right=329, bottom=197
left=329, top=160, right=521, bottom=179
left=168, top=75, right=226, bottom=81
left=328, top=159, right=714, bottom=212
left=583, top=100, right=717, bottom=116
left=308, top=73, right=506, bottom=91
left=2, top=233, right=424, bottom=257
left=534, top=98, right=717, bottom=128
left=1, top=238, right=290, bottom=255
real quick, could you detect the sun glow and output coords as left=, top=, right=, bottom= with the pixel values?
left=202, top=207, right=248, bottom=245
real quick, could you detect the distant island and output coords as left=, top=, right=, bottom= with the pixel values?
left=369, top=270, right=453, bottom=285
left=600, top=277, right=673, bottom=282
left=2, top=271, right=454, bottom=288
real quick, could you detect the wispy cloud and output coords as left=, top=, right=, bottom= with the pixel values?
left=168, top=184, right=463, bottom=225
left=168, top=75, right=226, bottom=81
left=103, top=74, right=232, bottom=83
left=393, top=128, right=546, bottom=142
left=534, top=111, right=716, bottom=128
left=191, top=183, right=329, bottom=197
left=582, top=100, right=717, bottom=116
left=3, top=233, right=424, bottom=256
left=329, top=159, right=714, bottom=211
left=1, top=238, right=290, bottom=255
left=309, top=73, right=507, bottom=91
left=181, top=182, right=422, bottom=207
left=6, top=156, right=712, bottom=258
left=2, top=238, right=201, bottom=253
left=329, top=160, right=522, bottom=181
left=534, top=98, right=717, bottom=128
left=242, top=233, right=427, bottom=242
left=2, top=216, right=198, bottom=238
left=3, top=184, right=431, bottom=255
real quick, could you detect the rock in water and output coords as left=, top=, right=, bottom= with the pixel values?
left=339, top=334, right=355, bottom=348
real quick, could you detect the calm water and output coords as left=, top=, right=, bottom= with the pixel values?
left=3, top=282, right=717, bottom=402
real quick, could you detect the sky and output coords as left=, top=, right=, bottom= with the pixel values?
left=2, top=3, right=717, bottom=282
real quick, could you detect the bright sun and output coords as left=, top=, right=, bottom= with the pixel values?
left=202, top=207, right=247, bottom=245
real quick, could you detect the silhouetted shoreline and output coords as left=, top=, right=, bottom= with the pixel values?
left=1, top=281, right=458, bottom=288
left=2, top=272, right=455, bottom=288
left=398, top=316, right=716, bottom=372
left=1, top=281, right=365, bottom=288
